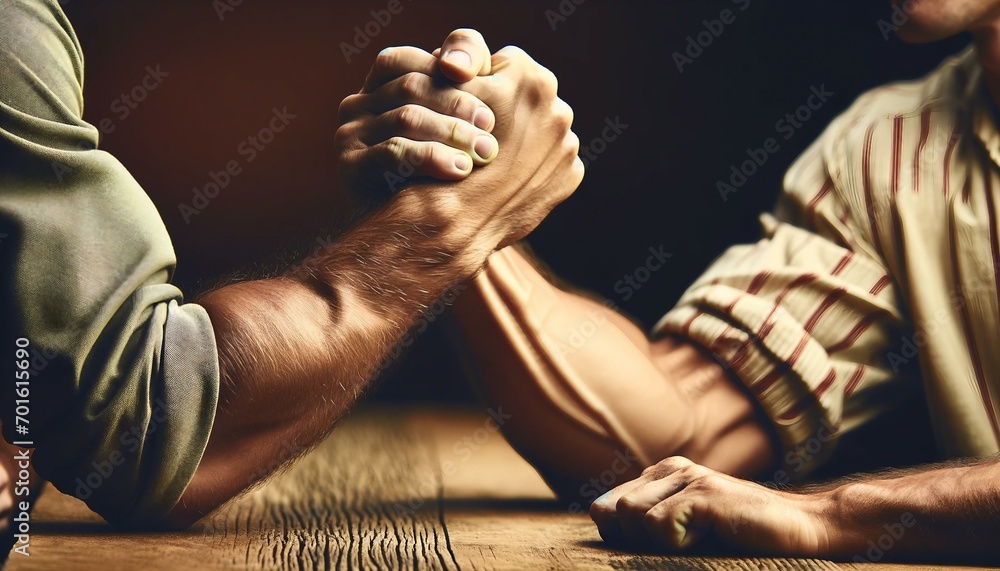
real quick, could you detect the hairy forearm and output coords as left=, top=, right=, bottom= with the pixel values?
left=167, top=189, right=490, bottom=525
left=820, top=457, right=1000, bottom=560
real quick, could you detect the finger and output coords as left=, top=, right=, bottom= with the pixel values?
left=589, top=457, right=696, bottom=544
left=460, top=46, right=557, bottom=107
left=643, top=474, right=730, bottom=550
left=589, top=478, right=649, bottom=545
left=644, top=494, right=717, bottom=551
left=353, top=72, right=495, bottom=132
left=488, top=45, right=533, bottom=75
left=344, top=137, right=473, bottom=192
left=615, top=470, right=703, bottom=546
left=360, top=104, right=498, bottom=165
left=362, top=47, right=438, bottom=94
left=437, top=28, right=492, bottom=83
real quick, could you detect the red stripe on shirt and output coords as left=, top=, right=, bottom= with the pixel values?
left=862, top=123, right=886, bottom=257
left=807, top=177, right=835, bottom=227
left=747, top=271, right=771, bottom=295
left=814, top=368, right=838, bottom=399
left=753, top=330, right=810, bottom=394
left=844, top=364, right=866, bottom=397
left=891, top=116, right=903, bottom=194
left=804, top=288, right=846, bottom=333
left=827, top=313, right=879, bottom=355
left=831, top=251, right=853, bottom=277
left=729, top=274, right=818, bottom=370
left=869, top=275, right=891, bottom=296
left=808, top=177, right=835, bottom=210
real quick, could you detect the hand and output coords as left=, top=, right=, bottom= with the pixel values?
left=590, top=456, right=833, bottom=556
left=339, top=28, right=583, bottom=252
left=440, top=42, right=584, bottom=249
left=335, top=31, right=500, bottom=199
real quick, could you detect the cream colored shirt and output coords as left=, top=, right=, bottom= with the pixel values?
left=656, top=46, right=1000, bottom=474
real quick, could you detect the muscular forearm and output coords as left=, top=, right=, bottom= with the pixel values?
left=822, top=457, right=1000, bottom=560
left=167, top=188, right=491, bottom=525
left=450, top=247, right=776, bottom=493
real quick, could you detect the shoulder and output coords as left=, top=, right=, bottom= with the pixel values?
left=822, top=46, right=974, bottom=188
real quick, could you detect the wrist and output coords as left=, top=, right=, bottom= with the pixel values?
left=393, top=183, right=499, bottom=276
left=809, top=480, right=901, bottom=557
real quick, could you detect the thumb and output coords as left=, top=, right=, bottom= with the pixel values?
left=435, top=28, right=492, bottom=83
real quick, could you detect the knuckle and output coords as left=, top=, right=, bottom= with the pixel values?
left=333, top=125, right=352, bottom=153
left=449, top=119, right=472, bottom=147
left=677, top=465, right=703, bottom=481
left=396, top=104, right=424, bottom=131
left=373, top=47, right=399, bottom=72
left=642, top=506, right=670, bottom=534
left=658, top=456, right=693, bottom=474
left=538, top=66, right=559, bottom=97
left=421, top=142, right=440, bottom=166
left=451, top=93, right=475, bottom=119
left=565, top=130, right=581, bottom=155
left=383, top=137, right=409, bottom=163
left=552, top=100, right=574, bottom=131
left=689, top=473, right=723, bottom=492
left=399, top=72, right=426, bottom=99
left=500, top=45, right=528, bottom=61
left=571, top=156, right=586, bottom=185
left=615, top=494, right=642, bottom=515
left=448, top=28, right=486, bottom=46
left=642, top=503, right=666, bottom=524
left=338, top=94, right=363, bottom=122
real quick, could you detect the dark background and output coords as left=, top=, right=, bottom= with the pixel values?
left=63, top=1, right=968, bottom=407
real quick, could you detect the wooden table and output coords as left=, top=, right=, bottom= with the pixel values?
left=4, top=407, right=992, bottom=570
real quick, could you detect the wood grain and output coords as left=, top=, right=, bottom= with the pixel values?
left=4, top=407, right=995, bottom=571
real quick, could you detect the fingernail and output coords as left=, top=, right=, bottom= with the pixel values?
left=472, top=107, right=493, bottom=131
left=443, top=49, right=473, bottom=69
left=454, top=154, right=471, bottom=172
left=474, top=136, right=496, bottom=160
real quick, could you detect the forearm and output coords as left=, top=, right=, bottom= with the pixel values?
left=168, top=189, right=490, bottom=525
left=822, top=457, right=1000, bottom=560
left=450, top=247, right=776, bottom=484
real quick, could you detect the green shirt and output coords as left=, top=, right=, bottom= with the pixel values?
left=0, top=0, right=219, bottom=526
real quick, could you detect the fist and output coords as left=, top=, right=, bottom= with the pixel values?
left=335, top=38, right=500, bottom=202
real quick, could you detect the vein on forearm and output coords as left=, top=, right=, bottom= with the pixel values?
left=174, top=193, right=486, bottom=522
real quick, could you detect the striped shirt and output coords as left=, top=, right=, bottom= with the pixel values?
left=654, top=45, right=1000, bottom=474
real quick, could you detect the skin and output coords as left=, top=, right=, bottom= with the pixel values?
left=580, top=4, right=1000, bottom=561
left=0, top=29, right=583, bottom=532
left=5, top=7, right=1000, bottom=562
left=379, top=8, right=1000, bottom=562
left=167, top=33, right=584, bottom=526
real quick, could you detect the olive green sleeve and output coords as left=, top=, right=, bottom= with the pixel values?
left=0, top=0, right=219, bottom=526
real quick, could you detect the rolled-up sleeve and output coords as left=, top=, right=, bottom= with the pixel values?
left=654, top=124, right=915, bottom=476
left=0, top=0, right=219, bottom=525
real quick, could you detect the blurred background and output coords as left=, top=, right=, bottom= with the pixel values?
left=63, top=1, right=966, bottom=432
